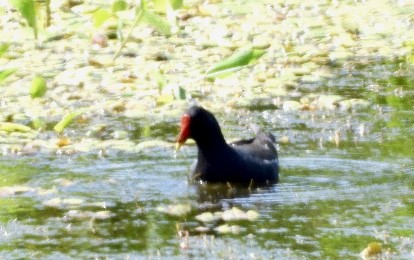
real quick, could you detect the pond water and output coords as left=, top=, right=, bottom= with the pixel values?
left=1, top=0, right=414, bottom=258
left=1, top=57, right=413, bottom=259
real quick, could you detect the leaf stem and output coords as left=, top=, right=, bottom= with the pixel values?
left=112, top=9, right=144, bottom=61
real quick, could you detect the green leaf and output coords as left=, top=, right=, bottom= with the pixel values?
left=0, top=68, right=16, bottom=84
left=112, top=0, right=128, bottom=13
left=204, top=66, right=248, bottom=80
left=174, top=85, right=186, bottom=100
left=31, top=117, right=46, bottom=130
left=141, top=9, right=172, bottom=36
left=54, top=111, right=82, bottom=133
left=9, top=0, right=38, bottom=39
left=29, top=75, right=47, bottom=98
left=205, top=48, right=266, bottom=77
left=170, top=0, right=183, bottom=10
left=152, top=71, right=168, bottom=91
left=93, top=8, right=112, bottom=28
left=0, top=43, right=10, bottom=57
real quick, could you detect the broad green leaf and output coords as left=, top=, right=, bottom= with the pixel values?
left=141, top=9, right=171, bottom=36
left=29, top=75, right=47, bottom=98
left=0, top=122, right=32, bottom=133
left=93, top=8, right=112, bottom=28
left=112, top=0, right=128, bottom=13
left=205, top=48, right=266, bottom=77
left=0, top=68, right=16, bottom=84
left=54, top=111, right=83, bottom=133
left=9, top=0, right=38, bottom=39
left=0, top=43, right=9, bottom=57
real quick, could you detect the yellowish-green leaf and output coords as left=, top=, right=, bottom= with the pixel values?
left=9, top=0, right=38, bottom=39
left=169, top=0, right=183, bottom=10
left=31, top=118, right=46, bottom=130
left=30, top=75, right=47, bottom=98
left=156, top=94, right=174, bottom=105
left=0, top=43, right=9, bottom=57
left=204, top=66, right=248, bottom=80
left=141, top=9, right=171, bottom=36
left=0, top=122, right=32, bottom=133
left=93, top=8, right=112, bottom=28
left=0, top=69, right=16, bottom=84
left=408, top=54, right=414, bottom=65
left=112, top=0, right=128, bottom=13
left=152, top=71, right=167, bottom=90
left=54, top=111, right=83, bottom=133
left=153, top=0, right=166, bottom=13
left=205, top=48, right=266, bottom=78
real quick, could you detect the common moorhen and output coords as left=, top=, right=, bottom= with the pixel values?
left=176, top=106, right=279, bottom=184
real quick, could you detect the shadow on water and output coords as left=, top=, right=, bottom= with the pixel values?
left=194, top=182, right=274, bottom=204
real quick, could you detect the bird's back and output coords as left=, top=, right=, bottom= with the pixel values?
left=193, top=131, right=279, bottom=183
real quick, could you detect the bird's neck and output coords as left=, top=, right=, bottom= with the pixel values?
left=195, top=131, right=228, bottom=160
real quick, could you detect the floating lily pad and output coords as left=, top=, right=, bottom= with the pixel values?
left=157, top=204, right=191, bottom=217
left=360, top=242, right=382, bottom=260
left=0, top=185, right=34, bottom=196
left=221, top=207, right=260, bottom=222
left=195, top=212, right=221, bottom=223
left=283, top=101, right=301, bottom=112
left=194, top=226, right=210, bottom=233
left=214, top=224, right=243, bottom=234
left=135, top=140, right=172, bottom=151
left=318, top=95, right=344, bottom=109
left=66, top=209, right=114, bottom=220
left=338, top=99, right=370, bottom=111
left=43, top=198, right=84, bottom=208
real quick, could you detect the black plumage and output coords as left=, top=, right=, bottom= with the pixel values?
left=177, top=106, right=279, bottom=184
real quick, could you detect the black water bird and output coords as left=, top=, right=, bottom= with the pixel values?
left=176, top=106, right=279, bottom=184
